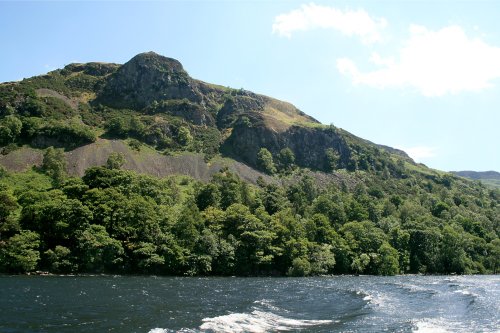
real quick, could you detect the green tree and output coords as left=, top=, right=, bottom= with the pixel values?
left=0, top=115, right=22, bottom=145
left=261, top=183, right=289, bottom=215
left=131, top=242, right=165, bottom=273
left=286, top=175, right=317, bottom=216
left=0, top=126, right=12, bottom=146
left=346, top=199, right=369, bottom=222
left=19, top=97, right=45, bottom=116
left=440, top=225, right=469, bottom=274
left=485, top=238, right=500, bottom=274
left=351, top=253, right=370, bottom=274
left=42, top=147, right=67, bottom=186
left=196, top=183, right=221, bottom=211
left=256, top=148, right=276, bottom=174
left=431, top=201, right=450, bottom=218
left=277, top=147, right=295, bottom=172
left=237, top=213, right=277, bottom=273
left=376, top=242, right=400, bottom=275
left=305, top=214, right=337, bottom=244
left=409, top=228, right=442, bottom=273
left=212, top=169, right=242, bottom=210
left=0, top=230, right=40, bottom=273
left=172, top=199, right=203, bottom=250
left=309, top=243, right=335, bottom=275
left=76, top=224, right=124, bottom=272
left=341, top=221, right=387, bottom=274
left=4, top=115, right=23, bottom=138
left=130, top=116, right=145, bottom=138
left=389, top=227, right=410, bottom=273
left=222, top=204, right=277, bottom=274
left=177, top=126, right=193, bottom=146
left=20, top=192, right=92, bottom=251
left=0, top=186, right=19, bottom=239
left=105, top=117, right=128, bottom=137
left=270, top=209, right=308, bottom=273
left=311, top=195, right=346, bottom=227
left=287, top=257, right=311, bottom=276
left=325, top=148, right=340, bottom=172
left=45, top=245, right=75, bottom=273
left=106, top=152, right=126, bottom=170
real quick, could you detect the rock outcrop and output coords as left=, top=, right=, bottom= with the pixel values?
left=223, top=123, right=350, bottom=170
left=96, top=52, right=203, bottom=109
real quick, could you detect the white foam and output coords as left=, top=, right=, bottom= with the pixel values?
left=148, top=329, right=198, bottom=333
left=400, top=283, right=435, bottom=293
left=199, top=310, right=334, bottom=333
left=412, top=320, right=451, bottom=333
left=361, top=291, right=389, bottom=307
left=148, top=329, right=168, bottom=333
left=253, top=299, right=285, bottom=312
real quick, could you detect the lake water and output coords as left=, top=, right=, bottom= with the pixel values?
left=0, top=275, right=498, bottom=332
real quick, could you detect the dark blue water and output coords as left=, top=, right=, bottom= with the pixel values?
left=0, top=275, right=498, bottom=332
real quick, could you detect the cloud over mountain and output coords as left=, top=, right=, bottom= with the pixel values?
left=337, top=25, right=500, bottom=96
left=272, top=3, right=387, bottom=44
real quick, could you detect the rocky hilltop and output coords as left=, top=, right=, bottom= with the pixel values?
left=0, top=51, right=412, bottom=177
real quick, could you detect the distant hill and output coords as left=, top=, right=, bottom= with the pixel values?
left=451, top=170, right=500, bottom=180
left=451, top=170, right=500, bottom=189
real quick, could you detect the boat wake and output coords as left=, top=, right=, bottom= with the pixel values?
left=200, top=310, right=334, bottom=332
left=149, top=300, right=334, bottom=333
left=412, top=319, right=453, bottom=333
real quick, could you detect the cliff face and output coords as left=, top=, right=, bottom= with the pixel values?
left=223, top=123, right=350, bottom=169
left=215, top=89, right=346, bottom=170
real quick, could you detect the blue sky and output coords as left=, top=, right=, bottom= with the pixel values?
left=1, top=0, right=499, bottom=172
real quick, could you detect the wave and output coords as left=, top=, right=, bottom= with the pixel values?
left=148, top=329, right=199, bottom=333
left=453, top=289, right=473, bottom=296
left=357, top=290, right=390, bottom=308
left=148, top=309, right=335, bottom=333
left=199, top=310, right=334, bottom=332
left=412, top=319, right=500, bottom=333
left=253, top=299, right=287, bottom=313
left=412, top=320, right=452, bottom=333
left=397, top=283, right=438, bottom=296
left=452, top=288, right=477, bottom=309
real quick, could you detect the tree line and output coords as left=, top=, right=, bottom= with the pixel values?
left=0, top=148, right=498, bottom=276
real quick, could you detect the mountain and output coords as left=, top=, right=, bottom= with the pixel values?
left=0, top=52, right=498, bottom=276
left=0, top=51, right=410, bottom=175
left=451, top=170, right=500, bottom=189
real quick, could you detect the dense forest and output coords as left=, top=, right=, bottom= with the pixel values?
left=1, top=152, right=498, bottom=276
left=0, top=52, right=498, bottom=276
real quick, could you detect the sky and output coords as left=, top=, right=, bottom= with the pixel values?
left=0, top=0, right=499, bottom=172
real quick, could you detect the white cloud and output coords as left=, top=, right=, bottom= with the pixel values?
left=337, top=25, right=500, bottom=96
left=272, top=3, right=387, bottom=44
left=398, top=146, right=438, bottom=162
